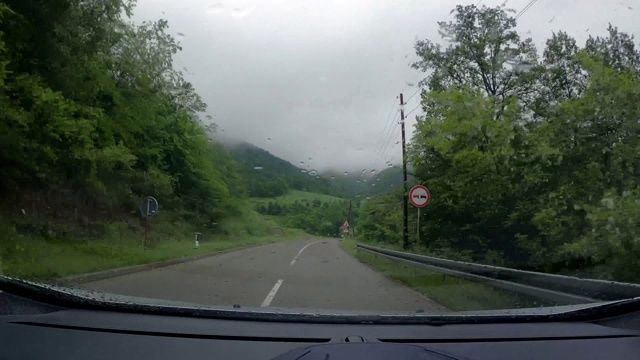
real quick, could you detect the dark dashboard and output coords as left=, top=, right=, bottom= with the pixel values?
left=2, top=279, right=640, bottom=360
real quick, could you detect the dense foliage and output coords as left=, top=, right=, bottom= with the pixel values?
left=0, top=0, right=241, bottom=229
left=256, top=198, right=352, bottom=236
left=360, top=4, right=640, bottom=281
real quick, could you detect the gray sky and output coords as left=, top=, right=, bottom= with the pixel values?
left=133, top=0, right=638, bottom=172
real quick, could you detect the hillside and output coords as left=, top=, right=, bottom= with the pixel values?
left=252, top=190, right=343, bottom=206
left=323, top=166, right=415, bottom=198
left=226, top=142, right=341, bottom=198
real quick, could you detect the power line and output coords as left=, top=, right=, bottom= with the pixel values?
left=367, top=97, right=398, bottom=172
left=515, top=0, right=539, bottom=19
left=376, top=112, right=400, bottom=165
left=405, top=88, right=421, bottom=103
left=379, top=118, right=400, bottom=162
left=371, top=114, right=398, bottom=171
left=405, top=103, right=422, bottom=117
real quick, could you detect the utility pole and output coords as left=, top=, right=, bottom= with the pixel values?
left=347, top=200, right=353, bottom=237
left=400, top=93, right=409, bottom=250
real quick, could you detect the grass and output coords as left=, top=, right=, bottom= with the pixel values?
left=340, top=239, right=547, bottom=311
left=0, top=207, right=308, bottom=281
left=251, top=190, right=345, bottom=206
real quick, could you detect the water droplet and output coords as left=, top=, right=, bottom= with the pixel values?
left=267, top=138, right=272, bottom=141
left=253, top=166, right=263, bottom=170
left=343, top=172, right=349, bottom=175
left=207, top=4, right=225, bottom=15
left=301, top=170, right=307, bottom=173
left=177, top=32, right=185, bottom=37
left=372, top=184, right=376, bottom=187
left=363, top=179, right=367, bottom=182
left=395, top=141, right=400, bottom=144
left=388, top=163, right=393, bottom=167
left=230, top=7, right=251, bottom=19
left=308, top=169, right=318, bottom=176
left=355, top=195, right=361, bottom=198
left=330, top=176, right=335, bottom=180
left=356, top=180, right=360, bottom=183
left=371, top=170, right=376, bottom=174
left=308, top=158, right=313, bottom=160
left=361, top=169, right=366, bottom=173
left=366, top=197, right=371, bottom=200
left=300, top=161, right=305, bottom=164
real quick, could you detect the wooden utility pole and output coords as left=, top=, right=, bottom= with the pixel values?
left=400, top=93, right=409, bottom=250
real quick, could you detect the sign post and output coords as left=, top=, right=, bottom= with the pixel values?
left=409, top=185, right=430, bottom=247
left=140, top=196, right=159, bottom=250
left=340, top=220, right=350, bottom=238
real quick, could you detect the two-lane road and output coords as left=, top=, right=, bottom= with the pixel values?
left=82, top=239, right=446, bottom=313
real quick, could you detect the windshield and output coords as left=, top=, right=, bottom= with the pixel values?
left=1, top=0, right=639, bottom=317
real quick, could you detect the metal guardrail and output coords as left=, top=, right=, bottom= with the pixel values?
left=356, top=243, right=640, bottom=304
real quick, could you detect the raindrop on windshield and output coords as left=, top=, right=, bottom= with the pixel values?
left=300, top=161, right=305, bottom=164
left=363, top=179, right=367, bottom=182
left=177, top=32, right=185, bottom=37
left=371, top=170, right=376, bottom=174
left=330, top=176, right=335, bottom=180
left=388, top=163, right=393, bottom=167
left=253, top=166, right=263, bottom=170
left=308, top=169, right=318, bottom=176
left=267, top=138, right=272, bottom=141
left=356, top=180, right=360, bottom=183
left=308, top=157, right=313, bottom=160
left=355, top=195, right=361, bottom=198
left=301, top=170, right=307, bottom=173
left=372, top=184, right=376, bottom=187
left=361, top=169, right=366, bottom=173
left=343, top=172, right=349, bottom=175
left=366, top=197, right=371, bottom=200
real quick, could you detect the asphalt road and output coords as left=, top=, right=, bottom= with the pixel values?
left=82, top=239, right=447, bottom=313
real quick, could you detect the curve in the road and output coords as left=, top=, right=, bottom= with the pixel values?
left=81, top=239, right=447, bottom=313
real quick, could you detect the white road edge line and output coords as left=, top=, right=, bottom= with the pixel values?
left=261, top=279, right=284, bottom=307
left=290, top=241, right=320, bottom=266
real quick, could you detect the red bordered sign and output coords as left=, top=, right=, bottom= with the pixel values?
left=409, top=185, right=430, bottom=208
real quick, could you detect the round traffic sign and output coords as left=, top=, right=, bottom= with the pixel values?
left=409, top=185, right=430, bottom=208
left=140, top=196, right=159, bottom=217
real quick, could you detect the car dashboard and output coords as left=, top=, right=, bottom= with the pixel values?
left=1, top=280, right=640, bottom=360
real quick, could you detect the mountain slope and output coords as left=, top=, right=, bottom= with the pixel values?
left=225, top=142, right=338, bottom=198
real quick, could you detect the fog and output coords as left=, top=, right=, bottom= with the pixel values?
left=133, top=0, right=638, bottom=171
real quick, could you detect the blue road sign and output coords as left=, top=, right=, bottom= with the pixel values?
left=140, top=196, right=159, bottom=217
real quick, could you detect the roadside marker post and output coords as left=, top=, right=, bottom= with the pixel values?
left=195, top=232, right=201, bottom=249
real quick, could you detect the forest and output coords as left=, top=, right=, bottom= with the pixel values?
left=0, top=0, right=244, bottom=235
left=359, top=4, right=640, bottom=282
left=256, top=198, right=352, bottom=237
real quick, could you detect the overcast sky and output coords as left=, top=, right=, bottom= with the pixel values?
left=132, top=0, right=638, bottom=172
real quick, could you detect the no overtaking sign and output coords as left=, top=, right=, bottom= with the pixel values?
left=409, top=185, right=430, bottom=208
